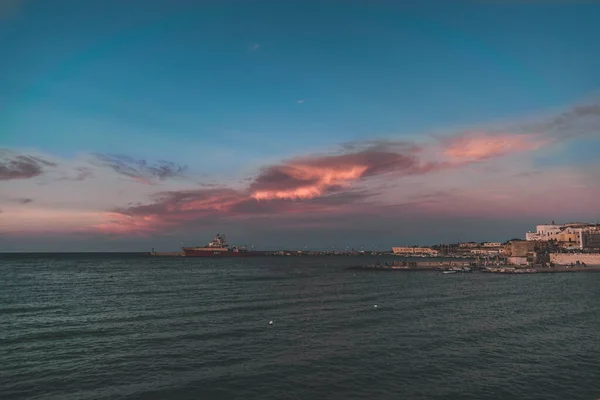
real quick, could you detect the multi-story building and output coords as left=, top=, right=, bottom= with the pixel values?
left=392, top=246, right=439, bottom=255
left=525, top=223, right=598, bottom=247
left=525, top=224, right=564, bottom=241
left=580, top=231, right=600, bottom=250
left=459, top=242, right=478, bottom=248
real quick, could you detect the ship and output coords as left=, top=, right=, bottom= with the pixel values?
left=181, top=233, right=269, bottom=257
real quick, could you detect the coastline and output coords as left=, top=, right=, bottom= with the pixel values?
left=352, top=265, right=600, bottom=274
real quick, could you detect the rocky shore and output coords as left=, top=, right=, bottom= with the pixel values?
left=352, top=261, right=600, bottom=274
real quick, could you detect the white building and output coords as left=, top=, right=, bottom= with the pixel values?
left=525, top=232, right=542, bottom=241
left=526, top=224, right=564, bottom=241
left=525, top=223, right=598, bottom=247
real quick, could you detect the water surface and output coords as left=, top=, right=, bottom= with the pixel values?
left=1, top=254, right=599, bottom=399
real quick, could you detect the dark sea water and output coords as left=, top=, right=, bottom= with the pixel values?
left=1, top=254, right=600, bottom=400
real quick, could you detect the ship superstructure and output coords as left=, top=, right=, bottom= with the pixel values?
left=181, top=234, right=266, bottom=257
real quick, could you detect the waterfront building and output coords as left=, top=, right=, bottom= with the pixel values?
left=525, top=222, right=598, bottom=247
left=470, top=249, right=501, bottom=255
left=580, top=231, right=600, bottom=250
left=525, top=224, right=564, bottom=241
left=482, top=242, right=502, bottom=247
left=459, top=242, right=478, bottom=248
left=392, top=246, right=439, bottom=255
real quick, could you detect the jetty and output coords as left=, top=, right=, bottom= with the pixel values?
left=483, top=265, right=600, bottom=274
left=353, top=260, right=600, bottom=274
left=352, top=260, right=476, bottom=271
left=150, top=251, right=184, bottom=257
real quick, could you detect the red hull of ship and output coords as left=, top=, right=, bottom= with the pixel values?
left=182, top=249, right=269, bottom=257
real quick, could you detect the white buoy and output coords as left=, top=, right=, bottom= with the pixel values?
left=268, top=320, right=273, bottom=325
left=373, top=304, right=378, bottom=309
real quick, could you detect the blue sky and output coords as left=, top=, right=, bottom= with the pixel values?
left=1, top=0, right=599, bottom=250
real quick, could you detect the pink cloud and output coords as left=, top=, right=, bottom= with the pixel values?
left=91, top=145, right=438, bottom=234
left=0, top=208, right=108, bottom=234
left=408, top=168, right=600, bottom=219
left=66, top=138, right=570, bottom=235
left=443, top=132, right=549, bottom=162
left=4, top=98, right=599, bottom=240
left=250, top=165, right=368, bottom=200
left=97, top=187, right=372, bottom=235
left=247, top=148, right=436, bottom=200
left=92, top=212, right=165, bottom=236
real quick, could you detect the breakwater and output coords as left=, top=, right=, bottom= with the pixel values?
left=484, top=266, right=600, bottom=274
left=355, top=262, right=600, bottom=274
left=352, top=260, right=477, bottom=271
left=150, top=251, right=184, bottom=256
left=550, top=253, right=600, bottom=266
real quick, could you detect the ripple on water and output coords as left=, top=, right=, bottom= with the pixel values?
left=1, top=255, right=600, bottom=400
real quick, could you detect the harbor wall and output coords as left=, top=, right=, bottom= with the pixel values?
left=386, top=261, right=474, bottom=268
left=550, top=253, right=600, bottom=266
left=507, top=256, right=528, bottom=265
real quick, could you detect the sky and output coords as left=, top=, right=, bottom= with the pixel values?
left=1, top=0, right=600, bottom=251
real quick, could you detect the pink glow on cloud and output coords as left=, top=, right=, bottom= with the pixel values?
left=92, top=212, right=167, bottom=235
left=247, top=148, right=425, bottom=201
left=0, top=208, right=108, bottom=234
left=96, top=190, right=361, bottom=234
left=251, top=165, right=368, bottom=200
left=411, top=171, right=600, bottom=219
left=10, top=138, right=568, bottom=236
left=131, top=176, right=154, bottom=185
left=3, top=105, right=596, bottom=240
left=443, top=132, right=549, bottom=162
left=168, top=191, right=243, bottom=213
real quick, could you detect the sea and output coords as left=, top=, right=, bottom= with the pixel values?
left=1, top=253, right=599, bottom=400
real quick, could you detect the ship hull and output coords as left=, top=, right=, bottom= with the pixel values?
left=182, top=249, right=270, bottom=257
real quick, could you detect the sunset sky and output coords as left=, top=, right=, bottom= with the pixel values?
left=1, top=0, right=600, bottom=251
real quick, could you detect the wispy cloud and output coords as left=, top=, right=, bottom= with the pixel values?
left=2, top=99, right=599, bottom=239
left=543, top=103, right=600, bottom=140
left=441, top=132, right=549, bottom=162
left=426, top=100, right=600, bottom=164
left=249, top=42, right=260, bottom=51
left=92, top=144, right=452, bottom=233
left=73, top=167, right=94, bottom=181
left=98, top=186, right=375, bottom=235
left=92, top=154, right=187, bottom=185
left=297, top=100, right=305, bottom=104
left=0, top=150, right=57, bottom=181
left=15, top=198, right=33, bottom=204
left=485, top=100, right=600, bottom=142
left=248, top=147, right=440, bottom=200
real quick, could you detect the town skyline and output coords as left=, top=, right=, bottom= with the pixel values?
left=2, top=1, right=600, bottom=251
